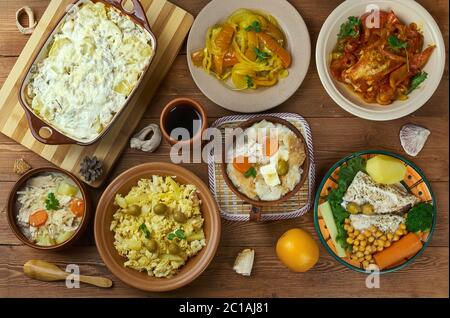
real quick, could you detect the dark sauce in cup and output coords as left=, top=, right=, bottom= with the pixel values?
left=165, top=105, right=202, bottom=141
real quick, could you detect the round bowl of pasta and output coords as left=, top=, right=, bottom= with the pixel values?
left=316, top=0, right=445, bottom=121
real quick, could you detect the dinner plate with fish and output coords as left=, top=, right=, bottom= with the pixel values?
left=314, top=150, right=436, bottom=273
left=186, top=0, right=310, bottom=113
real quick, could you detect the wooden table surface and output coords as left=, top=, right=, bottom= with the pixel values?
left=0, top=0, right=448, bottom=298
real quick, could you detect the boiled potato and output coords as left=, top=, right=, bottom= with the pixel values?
left=57, top=182, right=78, bottom=197
left=366, top=155, right=406, bottom=184
left=55, top=230, right=75, bottom=244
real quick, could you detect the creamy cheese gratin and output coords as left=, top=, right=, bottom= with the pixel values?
left=25, top=1, right=153, bottom=141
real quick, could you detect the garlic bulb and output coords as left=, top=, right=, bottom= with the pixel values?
left=400, top=124, right=430, bottom=157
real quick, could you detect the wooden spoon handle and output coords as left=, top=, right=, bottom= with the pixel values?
left=78, top=275, right=113, bottom=288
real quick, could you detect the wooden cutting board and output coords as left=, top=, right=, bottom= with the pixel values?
left=0, top=0, right=193, bottom=188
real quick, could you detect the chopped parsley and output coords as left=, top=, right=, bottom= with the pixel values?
left=45, top=192, right=60, bottom=210
left=326, top=157, right=366, bottom=249
left=139, top=223, right=151, bottom=239
left=168, top=229, right=186, bottom=241
left=387, top=35, right=408, bottom=50
left=408, top=71, right=428, bottom=94
left=254, top=47, right=270, bottom=60
left=245, top=75, right=254, bottom=88
left=245, top=21, right=261, bottom=32
left=337, top=16, right=361, bottom=39
left=244, top=166, right=257, bottom=178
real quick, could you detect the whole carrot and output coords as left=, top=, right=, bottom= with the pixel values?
left=374, top=233, right=423, bottom=270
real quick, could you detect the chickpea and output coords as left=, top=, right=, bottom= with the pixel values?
left=368, top=236, right=375, bottom=243
left=351, top=254, right=359, bottom=261
left=357, top=234, right=365, bottom=241
left=403, top=229, right=409, bottom=235
left=364, top=249, right=371, bottom=256
left=359, top=245, right=365, bottom=252
left=395, top=229, right=403, bottom=236
left=393, top=234, right=400, bottom=241
left=344, top=218, right=351, bottom=224
left=353, top=230, right=360, bottom=236
left=360, top=239, right=367, bottom=247
left=400, top=224, right=406, bottom=230
left=358, top=257, right=365, bottom=263
left=353, top=239, right=360, bottom=246
left=375, top=231, right=383, bottom=238
left=369, top=226, right=377, bottom=233
left=380, top=235, right=387, bottom=241
left=344, top=224, right=350, bottom=231
left=387, top=233, right=394, bottom=241
left=352, top=245, right=359, bottom=253
left=356, top=251, right=364, bottom=258
left=362, top=260, right=370, bottom=268
left=346, top=237, right=354, bottom=244
left=384, top=241, right=392, bottom=248
left=347, top=226, right=354, bottom=233
left=377, top=245, right=384, bottom=252
left=348, top=232, right=355, bottom=238
left=363, top=230, right=371, bottom=238
left=365, top=254, right=372, bottom=261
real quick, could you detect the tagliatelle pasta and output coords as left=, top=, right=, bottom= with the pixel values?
left=191, top=9, right=291, bottom=90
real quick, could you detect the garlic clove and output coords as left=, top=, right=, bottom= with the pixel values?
left=400, top=124, right=430, bottom=157
left=233, top=248, right=255, bottom=276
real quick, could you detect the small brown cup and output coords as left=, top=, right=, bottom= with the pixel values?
left=7, top=167, right=91, bottom=251
left=160, top=97, right=208, bottom=146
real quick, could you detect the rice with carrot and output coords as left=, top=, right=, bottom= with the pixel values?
left=16, top=173, right=84, bottom=246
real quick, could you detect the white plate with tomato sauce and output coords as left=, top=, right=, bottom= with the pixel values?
left=186, top=0, right=311, bottom=113
left=316, top=0, right=446, bottom=121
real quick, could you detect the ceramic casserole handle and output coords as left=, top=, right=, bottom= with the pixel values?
left=104, top=0, right=152, bottom=32
left=23, top=105, right=78, bottom=145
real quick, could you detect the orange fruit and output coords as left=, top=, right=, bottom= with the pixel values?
left=276, top=228, right=319, bottom=272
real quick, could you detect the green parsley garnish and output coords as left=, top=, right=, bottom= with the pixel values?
left=245, top=75, right=254, bottom=88
left=244, top=166, right=257, bottom=178
left=168, top=229, right=186, bottom=241
left=139, top=223, right=151, bottom=239
left=337, top=16, right=361, bottom=39
left=245, top=21, right=261, bottom=32
left=406, top=202, right=433, bottom=233
left=387, top=35, right=408, bottom=50
left=326, top=157, right=366, bottom=250
left=175, top=229, right=186, bottom=240
left=408, top=71, right=428, bottom=94
left=167, top=233, right=176, bottom=240
left=45, top=192, right=60, bottom=210
left=254, top=47, right=269, bottom=60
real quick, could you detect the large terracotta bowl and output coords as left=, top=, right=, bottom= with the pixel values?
left=221, top=116, right=310, bottom=221
left=94, top=162, right=221, bottom=292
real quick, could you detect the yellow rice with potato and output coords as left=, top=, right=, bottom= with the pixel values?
left=110, top=176, right=206, bottom=278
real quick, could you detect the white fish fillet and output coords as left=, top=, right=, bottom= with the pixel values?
left=350, top=214, right=405, bottom=233
left=343, top=171, right=418, bottom=214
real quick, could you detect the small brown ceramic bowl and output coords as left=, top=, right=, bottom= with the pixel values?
left=221, top=116, right=310, bottom=221
left=160, top=97, right=208, bottom=146
left=94, top=162, right=221, bottom=292
left=7, top=167, right=91, bottom=251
